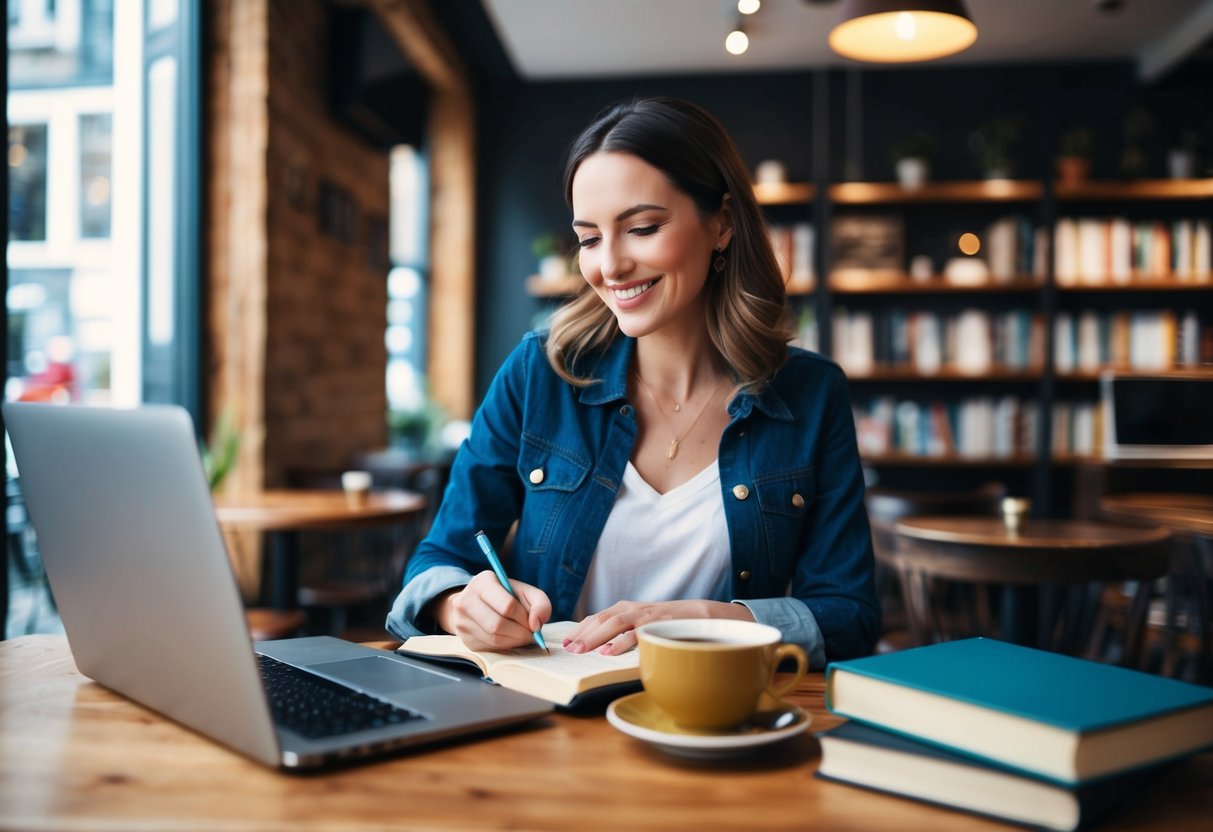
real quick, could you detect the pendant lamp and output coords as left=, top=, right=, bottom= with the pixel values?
left=829, top=0, right=977, bottom=63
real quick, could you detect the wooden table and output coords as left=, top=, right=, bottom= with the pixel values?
left=3, top=635, right=1210, bottom=831
left=213, top=489, right=427, bottom=608
left=1098, top=494, right=1213, bottom=683
left=891, top=517, right=1173, bottom=656
left=1099, top=493, right=1213, bottom=538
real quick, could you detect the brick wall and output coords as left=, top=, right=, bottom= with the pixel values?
left=208, top=0, right=390, bottom=492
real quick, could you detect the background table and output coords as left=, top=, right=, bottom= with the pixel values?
left=214, top=489, right=427, bottom=609
left=1099, top=493, right=1213, bottom=683
left=891, top=516, right=1172, bottom=657
left=3, top=635, right=1211, bottom=831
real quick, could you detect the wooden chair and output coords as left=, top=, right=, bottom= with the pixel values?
left=889, top=518, right=1172, bottom=666
left=294, top=463, right=445, bottom=636
left=864, top=482, right=1007, bottom=650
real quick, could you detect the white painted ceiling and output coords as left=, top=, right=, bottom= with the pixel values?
left=481, top=0, right=1213, bottom=81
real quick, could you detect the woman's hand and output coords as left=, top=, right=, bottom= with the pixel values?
left=563, top=599, right=754, bottom=656
left=433, top=570, right=552, bottom=651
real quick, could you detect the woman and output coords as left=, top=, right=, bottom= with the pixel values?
left=386, top=97, right=878, bottom=666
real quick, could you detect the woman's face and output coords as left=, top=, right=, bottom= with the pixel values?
left=570, top=152, right=732, bottom=339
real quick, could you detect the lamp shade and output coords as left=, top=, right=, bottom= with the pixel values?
left=829, top=0, right=977, bottom=63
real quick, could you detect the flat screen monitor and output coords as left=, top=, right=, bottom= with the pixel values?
left=1101, top=372, right=1213, bottom=460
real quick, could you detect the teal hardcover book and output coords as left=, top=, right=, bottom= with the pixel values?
left=816, top=722, right=1169, bottom=832
left=825, top=638, right=1213, bottom=785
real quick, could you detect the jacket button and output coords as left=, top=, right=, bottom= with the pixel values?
left=791, top=493, right=805, bottom=509
left=529, top=468, right=545, bottom=485
left=620, top=404, right=632, bottom=416
left=738, top=570, right=751, bottom=581
left=732, top=484, right=749, bottom=501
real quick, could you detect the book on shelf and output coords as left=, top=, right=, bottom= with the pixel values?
left=834, top=308, right=1043, bottom=377
left=1055, top=216, right=1212, bottom=284
left=816, top=720, right=1169, bottom=832
left=1054, top=308, right=1203, bottom=374
left=854, top=395, right=1038, bottom=460
left=769, top=222, right=815, bottom=291
left=830, top=215, right=905, bottom=280
left=825, top=638, right=1213, bottom=786
left=397, top=621, right=640, bottom=708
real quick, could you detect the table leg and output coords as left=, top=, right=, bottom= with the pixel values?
left=265, top=531, right=300, bottom=610
left=1001, top=586, right=1039, bottom=647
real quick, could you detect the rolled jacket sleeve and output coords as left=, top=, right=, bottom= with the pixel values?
left=733, top=597, right=826, bottom=669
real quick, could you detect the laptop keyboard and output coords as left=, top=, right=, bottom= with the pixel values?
left=257, top=653, right=425, bottom=740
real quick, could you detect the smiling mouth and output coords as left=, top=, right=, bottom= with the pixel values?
left=612, top=278, right=659, bottom=300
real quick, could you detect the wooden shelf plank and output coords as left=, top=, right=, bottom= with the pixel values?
left=1056, top=276, right=1213, bottom=291
left=753, top=182, right=814, bottom=205
left=1055, top=367, right=1213, bottom=382
left=830, top=180, right=1042, bottom=204
left=829, top=272, right=1041, bottom=293
left=1055, top=178, right=1213, bottom=201
left=861, top=452, right=1036, bottom=467
left=847, top=368, right=1043, bottom=382
left=525, top=275, right=583, bottom=297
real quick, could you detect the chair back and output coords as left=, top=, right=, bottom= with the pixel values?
left=866, top=481, right=1007, bottom=564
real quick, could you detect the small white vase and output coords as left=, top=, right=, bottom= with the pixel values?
left=1168, top=149, right=1195, bottom=180
left=539, top=255, right=568, bottom=281
left=896, top=157, right=929, bottom=190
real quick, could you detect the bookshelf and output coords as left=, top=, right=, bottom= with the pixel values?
left=522, top=177, right=1213, bottom=510
left=1049, top=180, right=1213, bottom=483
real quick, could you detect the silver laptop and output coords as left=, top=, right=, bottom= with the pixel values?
left=4, top=402, right=551, bottom=770
left=1101, top=371, right=1213, bottom=460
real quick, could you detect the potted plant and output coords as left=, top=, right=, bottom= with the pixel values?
left=531, top=231, right=572, bottom=281
left=1168, top=129, right=1200, bottom=180
left=889, top=131, right=936, bottom=190
left=1120, top=107, right=1154, bottom=179
left=968, top=115, right=1023, bottom=180
left=1056, top=127, right=1094, bottom=186
left=200, top=407, right=241, bottom=492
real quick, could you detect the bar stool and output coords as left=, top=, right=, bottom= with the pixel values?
left=245, top=608, right=307, bottom=641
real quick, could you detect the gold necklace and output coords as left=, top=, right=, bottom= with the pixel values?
left=634, top=372, right=724, bottom=460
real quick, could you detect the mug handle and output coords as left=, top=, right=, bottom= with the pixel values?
left=763, top=643, right=808, bottom=701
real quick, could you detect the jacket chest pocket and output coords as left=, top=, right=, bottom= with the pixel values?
left=516, top=436, right=590, bottom=554
left=753, top=468, right=814, bottom=582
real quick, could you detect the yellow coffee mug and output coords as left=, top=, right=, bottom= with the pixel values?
left=636, top=619, right=808, bottom=731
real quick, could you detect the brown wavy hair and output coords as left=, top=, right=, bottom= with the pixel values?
left=545, top=97, right=793, bottom=390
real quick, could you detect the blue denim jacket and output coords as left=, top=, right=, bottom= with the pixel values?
left=386, top=330, right=880, bottom=666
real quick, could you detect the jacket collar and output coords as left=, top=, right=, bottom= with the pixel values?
left=575, top=335, right=794, bottom=422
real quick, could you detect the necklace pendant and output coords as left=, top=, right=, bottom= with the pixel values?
left=667, top=439, right=679, bottom=460
left=673, top=403, right=681, bottom=412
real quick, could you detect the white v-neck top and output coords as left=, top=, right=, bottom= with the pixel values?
left=574, top=460, right=731, bottom=617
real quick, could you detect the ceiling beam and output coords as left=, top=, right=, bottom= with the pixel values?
left=1137, top=0, right=1213, bottom=82
left=362, top=0, right=478, bottom=420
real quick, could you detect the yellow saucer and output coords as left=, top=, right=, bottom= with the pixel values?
left=606, top=691, right=810, bottom=758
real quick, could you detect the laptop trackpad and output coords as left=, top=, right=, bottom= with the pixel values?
left=309, top=656, right=457, bottom=696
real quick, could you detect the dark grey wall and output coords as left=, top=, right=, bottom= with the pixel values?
left=469, top=59, right=1213, bottom=400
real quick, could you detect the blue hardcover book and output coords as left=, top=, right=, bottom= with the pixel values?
left=816, top=721, right=1169, bottom=832
left=825, top=638, right=1213, bottom=785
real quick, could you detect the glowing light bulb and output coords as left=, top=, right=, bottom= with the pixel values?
left=894, top=11, right=917, bottom=41
left=738, top=0, right=760, bottom=14
left=958, top=232, right=981, bottom=256
left=725, top=29, right=749, bottom=55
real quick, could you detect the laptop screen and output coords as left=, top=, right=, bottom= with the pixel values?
left=1103, top=374, right=1213, bottom=458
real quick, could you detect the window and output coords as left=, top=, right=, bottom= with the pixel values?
left=7, top=123, right=48, bottom=242
left=78, top=112, right=112, bottom=238
left=386, top=144, right=430, bottom=421
left=5, top=0, right=201, bottom=638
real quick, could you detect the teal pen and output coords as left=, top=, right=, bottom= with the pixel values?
left=474, top=530, right=549, bottom=653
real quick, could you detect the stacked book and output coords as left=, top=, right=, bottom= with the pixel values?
left=819, top=638, right=1213, bottom=831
